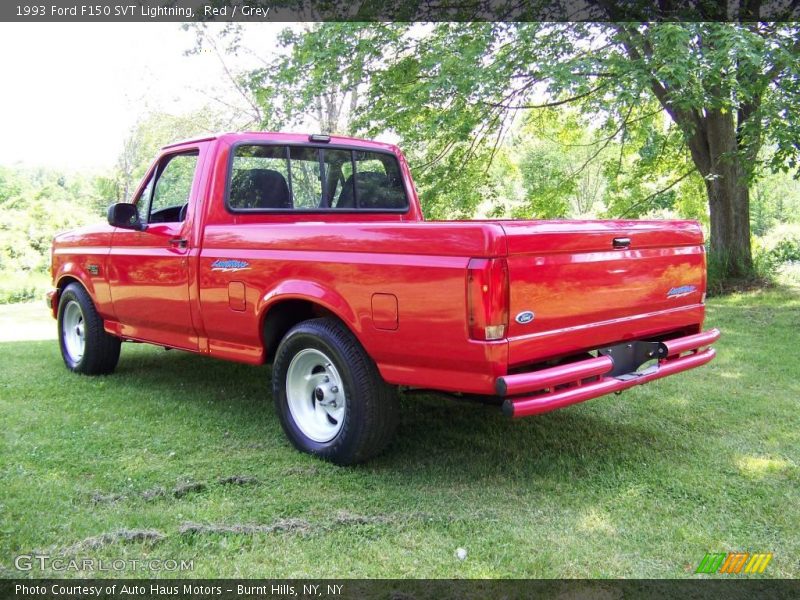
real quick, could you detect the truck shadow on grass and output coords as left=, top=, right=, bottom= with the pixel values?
left=100, top=344, right=683, bottom=486
left=1, top=339, right=700, bottom=494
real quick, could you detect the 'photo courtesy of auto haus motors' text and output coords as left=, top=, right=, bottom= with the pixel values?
left=1, top=0, right=799, bottom=598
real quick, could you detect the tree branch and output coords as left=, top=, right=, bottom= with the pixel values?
left=618, top=168, right=697, bottom=217
left=203, top=31, right=263, bottom=124
left=483, top=82, right=607, bottom=110
left=613, top=24, right=712, bottom=175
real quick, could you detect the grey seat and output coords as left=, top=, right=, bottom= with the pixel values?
left=231, top=169, right=292, bottom=209
left=337, top=171, right=400, bottom=209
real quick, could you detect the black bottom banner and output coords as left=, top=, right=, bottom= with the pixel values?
left=2, top=579, right=800, bottom=600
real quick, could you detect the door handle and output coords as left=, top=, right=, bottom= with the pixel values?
left=612, top=237, right=631, bottom=249
left=169, top=238, right=188, bottom=249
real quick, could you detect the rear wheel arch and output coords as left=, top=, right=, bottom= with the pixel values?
left=261, top=298, right=359, bottom=363
left=258, top=282, right=362, bottom=363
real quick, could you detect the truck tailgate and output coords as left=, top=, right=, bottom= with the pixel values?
left=500, top=220, right=706, bottom=366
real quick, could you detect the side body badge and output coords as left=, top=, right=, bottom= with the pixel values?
left=211, top=259, right=251, bottom=273
left=667, top=285, right=697, bottom=299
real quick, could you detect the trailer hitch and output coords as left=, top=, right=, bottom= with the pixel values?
left=598, top=340, right=667, bottom=378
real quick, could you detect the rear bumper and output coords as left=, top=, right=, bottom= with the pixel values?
left=498, top=328, right=720, bottom=418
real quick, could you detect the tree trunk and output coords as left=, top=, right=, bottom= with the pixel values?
left=701, top=109, right=754, bottom=277
left=660, top=105, right=755, bottom=278
left=705, top=167, right=753, bottom=277
left=626, top=24, right=759, bottom=282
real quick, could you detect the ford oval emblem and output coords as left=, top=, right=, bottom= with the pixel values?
left=515, top=310, right=535, bottom=324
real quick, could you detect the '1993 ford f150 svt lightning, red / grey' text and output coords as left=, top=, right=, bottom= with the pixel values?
left=48, top=132, right=720, bottom=464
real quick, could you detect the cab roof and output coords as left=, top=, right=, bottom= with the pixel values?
left=162, top=131, right=400, bottom=154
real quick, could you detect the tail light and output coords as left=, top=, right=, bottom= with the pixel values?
left=467, top=257, right=509, bottom=341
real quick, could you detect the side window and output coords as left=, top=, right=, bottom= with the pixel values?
left=148, top=152, right=199, bottom=223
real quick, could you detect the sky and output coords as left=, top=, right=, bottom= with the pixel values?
left=0, top=23, right=285, bottom=171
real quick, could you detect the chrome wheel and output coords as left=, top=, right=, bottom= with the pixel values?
left=62, top=300, right=85, bottom=363
left=285, top=348, right=346, bottom=443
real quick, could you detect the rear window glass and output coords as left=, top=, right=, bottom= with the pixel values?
left=228, top=144, right=408, bottom=212
left=229, top=146, right=292, bottom=210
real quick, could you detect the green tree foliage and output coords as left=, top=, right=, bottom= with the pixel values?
left=492, top=109, right=609, bottom=219
left=244, top=24, right=400, bottom=134
left=751, top=169, right=800, bottom=236
left=241, top=21, right=800, bottom=281
left=0, top=167, right=99, bottom=302
left=109, top=109, right=233, bottom=202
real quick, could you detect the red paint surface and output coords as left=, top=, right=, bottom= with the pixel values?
left=50, top=132, right=718, bottom=412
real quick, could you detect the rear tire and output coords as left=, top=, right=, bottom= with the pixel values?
left=58, top=283, right=121, bottom=375
left=272, top=317, right=398, bottom=465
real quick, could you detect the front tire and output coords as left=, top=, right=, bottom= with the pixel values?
left=58, top=283, right=121, bottom=375
left=272, top=318, right=398, bottom=465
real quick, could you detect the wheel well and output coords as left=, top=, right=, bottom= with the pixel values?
left=57, top=275, right=83, bottom=295
left=262, top=300, right=338, bottom=363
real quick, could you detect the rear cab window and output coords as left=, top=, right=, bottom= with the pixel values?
left=227, top=144, right=408, bottom=212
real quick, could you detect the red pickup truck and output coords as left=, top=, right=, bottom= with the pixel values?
left=49, top=132, right=719, bottom=464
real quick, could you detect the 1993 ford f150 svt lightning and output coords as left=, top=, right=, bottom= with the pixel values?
left=48, top=132, right=720, bottom=464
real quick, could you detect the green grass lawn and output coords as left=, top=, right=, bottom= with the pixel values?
left=1, top=284, right=798, bottom=579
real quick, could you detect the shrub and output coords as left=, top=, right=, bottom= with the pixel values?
left=759, top=224, right=800, bottom=265
left=0, top=271, right=50, bottom=304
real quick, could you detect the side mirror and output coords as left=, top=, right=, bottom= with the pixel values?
left=107, top=203, right=145, bottom=231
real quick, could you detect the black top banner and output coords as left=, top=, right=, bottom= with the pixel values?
left=3, top=0, right=800, bottom=22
